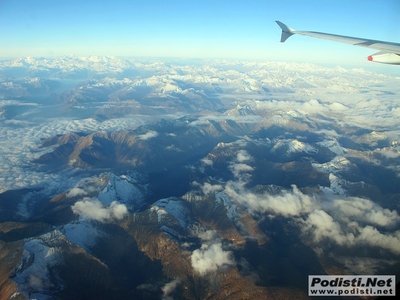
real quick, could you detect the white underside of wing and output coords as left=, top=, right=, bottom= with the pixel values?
left=294, top=30, right=400, bottom=54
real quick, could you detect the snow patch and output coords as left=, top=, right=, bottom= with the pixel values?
left=98, top=173, right=144, bottom=209
left=312, top=156, right=351, bottom=174
left=320, top=173, right=346, bottom=195
left=215, top=192, right=246, bottom=232
left=272, top=139, right=318, bottom=154
left=287, top=139, right=318, bottom=154
left=153, top=198, right=193, bottom=228
left=59, top=221, right=104, bottom=252
left=317, top=139, right=346, bottom=155
left=12, top=230, right=65, bottom=299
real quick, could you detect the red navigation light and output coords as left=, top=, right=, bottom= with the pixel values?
left=367, top=56, right=373, bottom=61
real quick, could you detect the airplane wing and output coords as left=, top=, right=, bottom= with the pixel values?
left=276, top=21, right=400, bottom=65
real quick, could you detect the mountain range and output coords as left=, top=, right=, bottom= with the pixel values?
left=0, top=56, right=399, bottom=299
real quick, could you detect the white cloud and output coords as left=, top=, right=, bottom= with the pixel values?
left=199, top=157, right=214, bottom=173
left=66, top=187, right=87, bottom=198
left=201, top=157, right=213, bottom=166
left=229, top=163, right=253, bottom=178
left=375, top=148, right=400, bottom=159
left=236, top=150, right=252, bottom=163
left=210, top=144, right=400, bottom=256
left=212, top=157, right=400, bottom=256
left=300, top=99, right=328, bottom=114
left=365, top=209, right=399, bottom=227
left=225, top=183, right=317, bottom=217
left=329, top=197, right=399, bottom=227
left=1, top=61, right=399, bottom=198
left=357, top=227, right=400, bottom=255
left=329, top=102, right=348, bottom=111
left=200, top=182, right=223, bottom=195
left=0, top=115, right=154, bottom=193
left=226, top=149, right=255, bottom=179
left=109, top=201, right=129, bottom=219
left=165, top=144, right=181, bottom=151
left=197, top=229, right=218, bottom=241
left=71, top=197, right=127, bottom=222
left=391, top=107, right=400, bottom=117
left=301, top=209, right=355, bottom=246
left=0, top=100, right=39, bottom=108
left=161, top=278, right=181, bottom=300
left=189, top=114, right=262, bottom=127
left=4, top=119, right=33, bottom=126
left=2, top=61, right=400, bottom=267
left=191, top=243, right=235, bottom=276
left=300, top=207, right=400, bottom=255
left=138, top=130, right=158, bottom=140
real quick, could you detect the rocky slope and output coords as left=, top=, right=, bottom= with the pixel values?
left=1, top=57, right=400, bottom=299
left=1, top=111, right=400, bottom=299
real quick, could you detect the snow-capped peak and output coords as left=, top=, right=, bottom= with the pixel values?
left=271, top=139, right=318, bottom=154
left=97, top=173, right=145, bottom=210
left=312, top=156, right=351, bottom=174
left=317, top=139, right=347, bottom=155
left=153, top=197, right=193, bottom=228
left=12, top=230, right=66, bottom=299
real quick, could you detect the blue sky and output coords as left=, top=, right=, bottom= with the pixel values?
left=0, top=0, right=399, bottom=68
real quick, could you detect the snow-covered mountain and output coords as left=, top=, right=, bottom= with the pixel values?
left=1, top=56, right=400, bottom=299
left=1, top=55, right=134, bottom=76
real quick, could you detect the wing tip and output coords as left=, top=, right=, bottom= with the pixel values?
left=275, top=21, right=295, bottom=42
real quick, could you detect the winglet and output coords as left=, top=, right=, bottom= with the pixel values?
left=276, top=21, right=295, bottom=42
